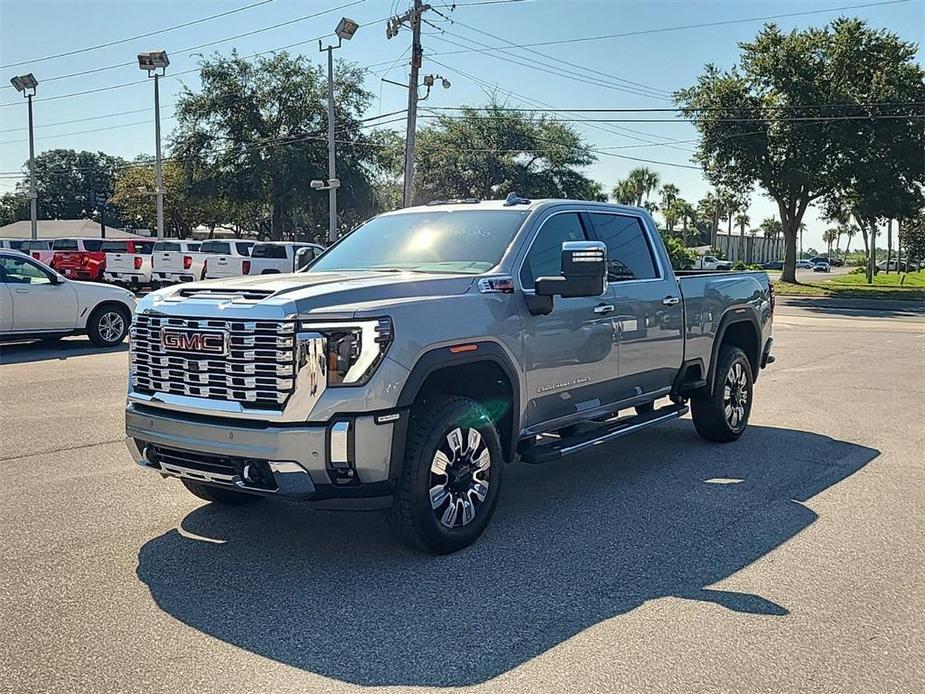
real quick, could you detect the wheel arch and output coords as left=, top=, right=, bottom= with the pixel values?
left=707, top=308, right=761, bottom=393
left=85, top=299, right=132, bottom=330
left=396, top=342, right=521, bottom=463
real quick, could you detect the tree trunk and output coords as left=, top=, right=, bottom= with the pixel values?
left=782, top=223, right=798, bottom=283
left=885, top=218, right=893, bottom=274
left=868, top=221, right=876, bottom=285
left=859, top=222, right=872, bottom=284
left=739, top=224, right=745, bottom=260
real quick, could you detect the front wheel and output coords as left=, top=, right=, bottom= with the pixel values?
left=387, top=395, right=503, bottom=554
left=87, top=304, right=130, bottom=346
left=691, top=345, right=753, bottom=442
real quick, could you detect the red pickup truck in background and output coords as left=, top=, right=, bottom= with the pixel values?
left=52, top=238, right=107, bottom=281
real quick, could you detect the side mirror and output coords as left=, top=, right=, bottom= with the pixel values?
left=527, top=241, right=607, bottom=315
left=295, top=248, right=314, bottom=270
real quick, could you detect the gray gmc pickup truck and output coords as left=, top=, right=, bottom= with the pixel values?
left=126, top=197, right=774, bottom=553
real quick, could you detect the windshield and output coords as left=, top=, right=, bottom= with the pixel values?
left=308, top=209, right=529, bottom=275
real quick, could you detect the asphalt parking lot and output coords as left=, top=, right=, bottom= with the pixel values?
left=1, top=301, right=923, bottom=693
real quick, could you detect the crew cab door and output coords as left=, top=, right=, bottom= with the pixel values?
left=519, top=210, right=620, bottom=430
left=587, top=212, right=683, bottom=399
left=0, top=255, right=77, bottom=331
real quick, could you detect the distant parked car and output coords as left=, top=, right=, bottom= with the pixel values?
left=809, top=256, right=828, bottom=265
left=247, top=241, right=325, bottom=274
left=201, top=240, right=256, bottom=280
left=694, top=255, right=732, bottom=271
left=795, top=260, right=814, bottom=270
left=762, top=261, right=783, bottom=270
left=52, top=238, right=107, bottom=281
left=877, top=259, right=918, bottom=272
left=0, top=250, right=134, bottom=346
left=20, top=239, right=54, bottom=265
left=828, top=257, right=844, bottom=267
left=102, top=239, right=156, bottom=289
left=813, top=261, right=831, bottom=273
left=0, top=240, right=24, bottom=251
left=152, top=240, right=204, bottom=284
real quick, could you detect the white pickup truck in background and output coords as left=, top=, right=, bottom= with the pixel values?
left=694, top=254, right=731, bottom=271
left=102, top=239, right=156, bottom=288
left=201, top=240, right=256, bottom=280
left=152, top=240, right=203, bottom=284
left=247, top=242, right=325, bottom=274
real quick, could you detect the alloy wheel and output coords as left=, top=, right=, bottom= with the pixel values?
left=723, top=361, right=749, bottom=429
left=98, top=311, right=125, bottom=343
left=429, top=426, right=491, bottom=529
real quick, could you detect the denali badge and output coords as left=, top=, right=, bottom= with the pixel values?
left=160, top=329, right=228, bottom=355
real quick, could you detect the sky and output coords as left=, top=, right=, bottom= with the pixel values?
left=0, top=0, right=922, bottom=250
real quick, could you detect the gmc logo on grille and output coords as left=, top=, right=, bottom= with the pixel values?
left=160, top=329, right=227, bottom=355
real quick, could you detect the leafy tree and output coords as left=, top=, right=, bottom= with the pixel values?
left=899, top=212, right=925, bottom=261
left=676, top=18, right=925, bottom=283
left=113, top=159, right=202, bottom=238
left=661, top=235, right=697, bottom=269
left=171, top=51, right=389, bottom=240
left=11, top=149, right=126, bottom=225
left=414, top=102, right=604, bottom=203
left=675, top=199, right=696, bottom=244
left=0, top=192, right=27, bottom=226
left=822, top=228, right=838, bottom=256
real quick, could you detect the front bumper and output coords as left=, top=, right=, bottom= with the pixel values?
left=125, top=403, right=400, bottom=508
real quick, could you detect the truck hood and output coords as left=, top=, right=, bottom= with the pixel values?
left=140, top=270, right=477, bottom=320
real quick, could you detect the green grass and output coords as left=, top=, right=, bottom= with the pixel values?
left=774, top=270, right=925, bottom=301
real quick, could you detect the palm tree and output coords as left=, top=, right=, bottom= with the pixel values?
left=659, top=183, right=680, bottom=212
left=798, top=222, right=807, bottom=257
left=663, top=200, right=681, bottom=234
left=642, top=200, right=659, bottom=215
left=823, top=228, right=838, bottom=257
left=735, top=212, right=750, bottom=260
left=676, top=200, right=696, bottom=245
left=627, top=167, right=661, bottom=207
left=844, top=225, right=856, bottom=254
left=611, top=178, right=636, bottom=206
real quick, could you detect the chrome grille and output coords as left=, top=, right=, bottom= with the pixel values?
left=130, top=314, right=297, bottom=409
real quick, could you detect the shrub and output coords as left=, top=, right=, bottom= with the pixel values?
left=732, top=260, right=748, bottom=270
left=663, top=236, right=697, bottom=269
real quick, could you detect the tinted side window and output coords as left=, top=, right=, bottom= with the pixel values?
left=521, top=212, right=587, bottom=288
left=135, top=242, right=154, bottom=254
left=251, top=244, right=287, bottom=259
left=53, top=239, right=78, bottom=250
left=235, top=242, right=254, bottom=256
left=100, top=241, right=128, bottom=253
left=589, top=213, right=657, bottom=281
left=83, top=240, right=102, bottom=252
left=154, top=242, right=180, bottom=251
left=186, top=243, right=200, bottom=251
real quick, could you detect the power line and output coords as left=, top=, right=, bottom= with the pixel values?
left=423, top=113, right=924, bottom=123
left=430, top=0, right=914, bottom=57
left=438, top=14, right=673, bottom=99
left=0, top=1, right=373, bottom=102
left=427, top=104, right=925, bottom=112
left=0, top=0, right=277, bottom=69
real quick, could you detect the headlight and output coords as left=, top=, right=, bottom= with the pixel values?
left=299, top=318, right=393, bottom=386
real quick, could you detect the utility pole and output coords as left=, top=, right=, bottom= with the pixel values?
left=388, top=2, right=430, bottom=207
left=9, top=74, right=38, bottom=240
left=153, top=72, right=165, bottom=240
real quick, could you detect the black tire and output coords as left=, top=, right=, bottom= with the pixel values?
left=387, top=395, right=503, bottom=554
left=180, top=478, right=263, bottom=506
left=691, top=345, right=753, bottom=442
left=86, top=304, right=130, bottom=347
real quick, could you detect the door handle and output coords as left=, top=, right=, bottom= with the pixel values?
left=15, top=289, right=29, bottom=294
left=593, top=304, right=615, bottom=314
left=662, top=296, right=680, bottom=306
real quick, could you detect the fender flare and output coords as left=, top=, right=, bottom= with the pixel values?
left=707, top=307, right=762, bottom=393
left=392, top=342, right=522, bottom=466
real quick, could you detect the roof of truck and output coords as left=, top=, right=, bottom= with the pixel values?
left=385, top=198, right=646, bottom=214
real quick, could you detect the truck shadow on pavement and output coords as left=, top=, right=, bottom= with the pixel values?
left=136, top=423, right=876, bottom=687
left=0, top=338, right=127, bottom=365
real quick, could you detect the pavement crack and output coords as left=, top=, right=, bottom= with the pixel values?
left=0, top=438, right=124, bottom=462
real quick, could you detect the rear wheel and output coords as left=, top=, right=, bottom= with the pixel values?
left=87, top=304, right=130, bottom=346
left=691, top=345, right=753, bottom=442
left=181, top=478, right=263, bottom=506
left=388, top=395, right=503, bottom=554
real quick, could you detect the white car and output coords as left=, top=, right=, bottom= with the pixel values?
left=795, top=260, right=815, bottom=270
left=201, top=239, right=256, bottom=279
left=0, top=250, right=134, bottom=346
left=152, top=240, right=204, bottom=284
left=102, top=239, right=156, bottom=288
left=247, top=242, right=325, bottom=274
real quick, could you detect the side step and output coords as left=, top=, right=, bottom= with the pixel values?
left=519, top=403, right=689, bottom=465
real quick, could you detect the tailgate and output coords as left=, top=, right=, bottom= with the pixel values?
left=207, top=255, right=245, bottom=277
left=154, top=251, right=185, bottom=272
left=106, top=253, right=135, bottom=272
left=54, top=251, right=84, bottom=268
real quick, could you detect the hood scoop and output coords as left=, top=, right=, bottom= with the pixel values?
left=176, top=286, right=275, bottom=301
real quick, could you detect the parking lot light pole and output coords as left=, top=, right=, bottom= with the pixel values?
left=9, top=73, right=39, bottom=240
left=137, top=51, right=169, bottom=239
left=317, top=17, right=359, bottom=244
